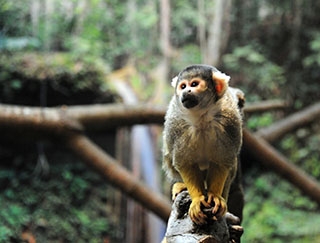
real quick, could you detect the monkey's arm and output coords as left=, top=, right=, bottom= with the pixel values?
left=206, top=164, right=231, bottom=219
left=177, top=164, right=210, bottom=224
left=171, top=182, right=187, bottom=201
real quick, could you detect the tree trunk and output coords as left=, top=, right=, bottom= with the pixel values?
left=219, top=0, right=232, bottom=60
left=127, top=0, right=138, bottom=50
left=30, top=0, right=40, bottom=37
left=288, top=0, right=303, bottom=61
left=205, top=0, right=231, bottom=66
left=44, top=0, right=54, bottom=50
left=198, top=0, right=207, bottom=61
left=159, top=0, right=171, bottom=82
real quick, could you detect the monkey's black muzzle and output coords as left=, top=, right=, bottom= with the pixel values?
left=181, top=93, right=199, bottom=109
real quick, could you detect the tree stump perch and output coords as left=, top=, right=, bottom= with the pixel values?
left=163, top=190, right=243, bottom=243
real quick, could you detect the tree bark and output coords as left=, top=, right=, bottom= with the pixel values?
left=0, top=104, right=165, bottom=134
left=163, top=190, right=243, bottom=243
left=164, top=191, right=229, bottom=243
left=0, top=104, right=83, bottom=142
left=256, top=102, right=320, bottom=143
left=68, top=104, right=166, bottom=130
left=0, top=100, right=291, bottom=135
left=244, top=100, right=288, bottom=113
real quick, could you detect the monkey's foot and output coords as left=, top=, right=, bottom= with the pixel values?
left=171, top=182, right=187, bottom=201
left=189, top=195, right=210, bottom=225
left=206, top=193, right=227, bottom=220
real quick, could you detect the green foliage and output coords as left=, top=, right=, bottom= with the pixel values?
left=1, top=52, right=106, bottom=82
left=223, top=45, right=286, bottom=101
left=243, top=172, right=320, bottom=242
left=303, top=32, right=320, bottom=67
left=0, top=0, right=31, bottom=37
left=0, top=0, right=155, bottom=66
left=64, top=37, right=106, bottom=63
left=0, top=52, right=115, bottom=105
left=171, top=1, right=198, bottom=46
left=172, top=44, right=202, bottom=72
left=0, top=203, right=30, bottom=240
left=246, top=113, right=275, bottom=130
left=279, top=125, right=320, bottom=179
left=0, top=152, right=121, bottom=242
left=243, top=121, right=320, bottom=242
left=134, top=4, right=158, bottom=30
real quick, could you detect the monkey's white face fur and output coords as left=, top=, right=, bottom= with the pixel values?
left=171, top=70, right=230, bottom=88
left=171, top=70, right=230, bottom=111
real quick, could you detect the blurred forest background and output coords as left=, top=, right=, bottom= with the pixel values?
left=0, top=0, right=320, bottom=242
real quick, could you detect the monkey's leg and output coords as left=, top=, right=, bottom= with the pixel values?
left=178, top=165, right=209, bottom=224
left=171, top=182, right=187, bottom=201
left=206, top=165, right=229, bottom=220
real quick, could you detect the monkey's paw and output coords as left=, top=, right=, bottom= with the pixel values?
left=188, top=195, right=210, bottom=225
left=171, top=182, right=187, bottom=201
left=206, top=193, right=227, bottom=220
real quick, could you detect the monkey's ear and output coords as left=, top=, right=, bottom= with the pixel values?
left=171, top=76, right=178, bottom=88
left=212, top=71, right=230, bottom=97
left=229, top=87, right=245, bottom=109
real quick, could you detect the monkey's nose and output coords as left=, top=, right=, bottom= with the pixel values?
left=181, top=93, right=198, bottom=109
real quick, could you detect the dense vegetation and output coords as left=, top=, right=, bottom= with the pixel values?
left=0, top=0, right=320, bottom=242
left=0, top=150, right=122, bottom=242
left=0, top=52, right=117, bottom=106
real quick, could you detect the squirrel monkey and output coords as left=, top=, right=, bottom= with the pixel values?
left=163, top=64, right=243, bottom=225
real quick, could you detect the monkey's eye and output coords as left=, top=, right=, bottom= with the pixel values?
left=180, top=83, right=186, bottom=89
left=191, top=81, right=199, bottom=87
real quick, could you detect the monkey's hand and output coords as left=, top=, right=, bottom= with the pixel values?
left=207, top=193, right=227, bottom=220
left=189, top=195, right=211, bottom=224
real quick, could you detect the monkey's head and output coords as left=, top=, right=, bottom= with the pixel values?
left=171, top=64, right=230, bottom=109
